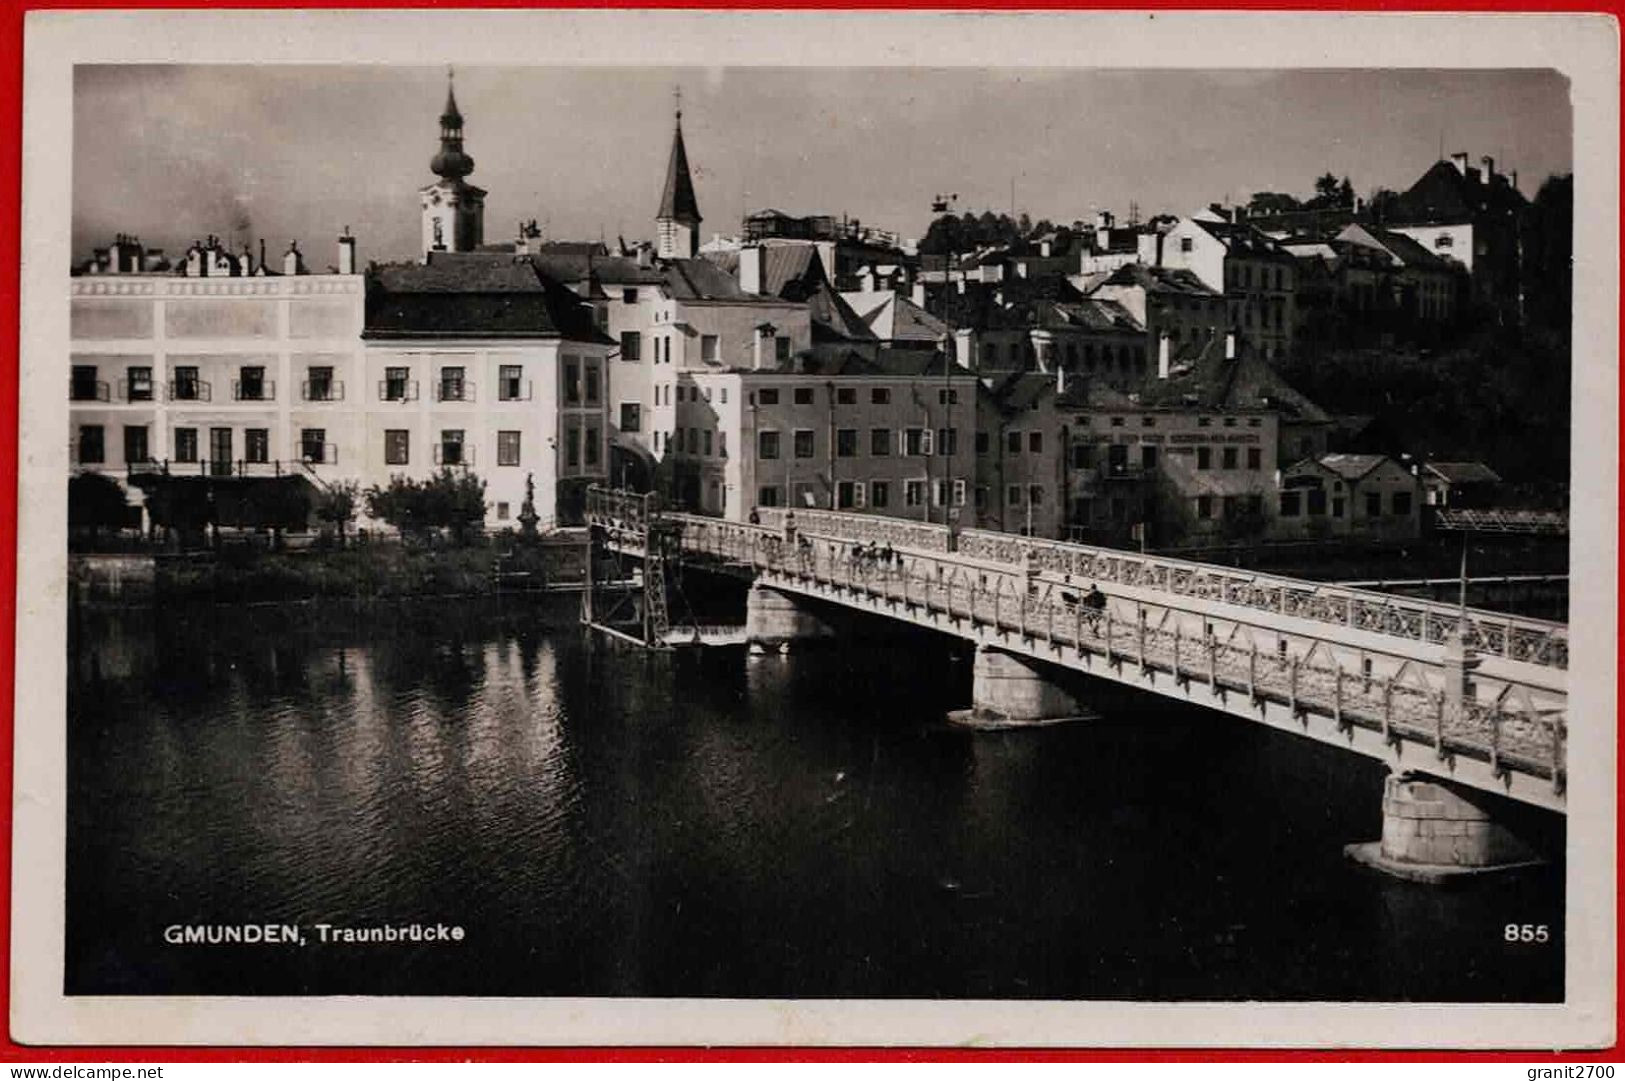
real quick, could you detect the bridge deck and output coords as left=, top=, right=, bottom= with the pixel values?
left=585, top=492, right=1568, bottom=813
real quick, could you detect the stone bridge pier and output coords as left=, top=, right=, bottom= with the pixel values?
left=951, top=645, right=1095, bottom=729
left=745, top=584, right=835, bottom=654
left=1345, top=773, right=1549, bottom=883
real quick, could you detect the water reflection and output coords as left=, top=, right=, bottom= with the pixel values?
left=67, top=598, right=1562, bottom=1000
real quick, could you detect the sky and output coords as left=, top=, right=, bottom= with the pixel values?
left=72, top=66, right=1572, bottom=268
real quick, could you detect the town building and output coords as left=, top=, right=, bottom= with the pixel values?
left=1276, top=453, right=1422, bottom=543
left=1421, top=460, right=1503, bottom=509
left=740, top=209, right=912, bottom=291
left=1145, top=215, right=1299, bottom=364
left=669, top=363, right=979, bottom=522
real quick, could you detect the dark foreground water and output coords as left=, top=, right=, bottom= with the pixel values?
left=67, top=596, right=1563, bottom=1000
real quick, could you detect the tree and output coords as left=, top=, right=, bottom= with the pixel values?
left=1310, top=172, right=1342, bottom=207
left=1366, top=186, right=1403, bottom=223
left=1337, top=177, right=1356, bottom=209
left=1248, top=191, right=1303, bottom=216
left=314, top=479, right=361, bottom=547
left=365, top=469, right=488, bottom=545
left=68, top=472, right=133, bottom=544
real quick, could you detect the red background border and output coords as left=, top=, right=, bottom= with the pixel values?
left=0, top=0, right=1617, bottom=1061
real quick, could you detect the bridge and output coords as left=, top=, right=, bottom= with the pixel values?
left=584, top=489, right=1569, bottom=880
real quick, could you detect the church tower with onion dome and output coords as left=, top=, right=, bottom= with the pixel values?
left=420, top=72, right=486, bottom=259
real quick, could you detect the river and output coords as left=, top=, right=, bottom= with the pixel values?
left=66, top=596, right=1563, bottom=1000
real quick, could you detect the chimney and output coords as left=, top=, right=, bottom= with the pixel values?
left=1157, top=333, right=1172, bottom=379
left=1511, top=169, right=1519, bottom=193
left=1480, top=156, right=1495, bottom=184
left=259, top=238, right=267, bottom=275
left=283, top=241, right=303, bottom=276
left=635, top=243, right=653, bottom=270
left=338, top=228, right=357, bottom=275
left=911, top=281, right=926, bottom=307
left=739, top=245, right=763, bottom=294
left=1450, top=151, right=1470, bottom=176
left=1095, top=210, right=1114, bottom=232
left=241, top=243, right=255, bottom=277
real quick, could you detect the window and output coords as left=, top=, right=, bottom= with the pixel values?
left=497, top=502, right=510, bottom=520
left=1307, top=489, right=1327, bottom=516
left=953, top=479, right=967, bottom=506
left=793, top=429, right=815, bottom=458
left=758, top=388, right=780, bottom=406
left=1223, top=417, right=1237, bottom=428
left=383, top=366, right=410, bottom=401
left=758, top=430, right=781, bottom=460
left=1223, top=495, right=1239, bottom=519
left=301, top=428, right=327, bottom=464
left=703, top=430, right=713, bottom=457
left=1109, top=416, right=1125, bottom=428
left=794, top=387, right=814, bottom=406
left=1280, top=491, right=1300, bottom=517
left=871, top=388, right=891, bottom=405
left=937, top=428, right=958, bottom=456
left=1222, top=447, right=1238, bottom=470
left=1364, top=491, right=1381, bottom=517
left=1392, top=491, right=1413, bottom=516
left=584, top=364, right=601, bottom=404
left=871, top=428, right=891, bottom=456
left=1007, top=485, right=1022, bottom=506
left=71, top=365, right=101, bottom=402
left=1028, top=431, right=1042, bottom=454
left=77, top=425, right=105, bottom=464
left=126, top=366, right=153, bottom=402
left=720, top=388, right=728, bottom=404
left=498, top=365, right=526, bottom=401
left=1197, top=447, right=1212, bottom=470
left=440, top=429, right=466, bottom=466
left=1247, top=447, right=1262, bottom=470
left=620, top=332, right=642, bottom=362
left=236, top=365, right=267, bottom=401
left=306, top=365, right=336, bottom=402
left=1198, top=416, right=1212, bottom=428
left=175, top=427, right=198, bottom=463
left=173, top=365, right=203, bottom=401
left=905, top=428, right=928, bottom=456
left=1028, top=485, right=1044, bottom=506
left=776, top=337, right=791, bottom=363
left=619, top=402, right=641, bottom=433
left=933, top=479, right=948, bottom=507
left=871, top=481, right=890, bottom=509
left=1141, top=445, right=1159, bottom=470
left=1332, top=497, right=1345, bottom=518
left=758, top=486, right=782, bottom=508
left=122, top=425, right=148, bottom=464
left=836, top=387, right=857, bottom=405
left=497, top=431, right=521, bottom=467
left=245, top=428, right=269, bottom=464
left=1197, top=495, right=1213, bottom=519
left=701, top=335, right=719, bottom=363
left=717, top=431, right=727, bottom=457
left=566, top=427, right=580, bottom=467
left=1435, top=234, right=1453, bottom=250
left=623, top=288, right=638, bottom=304
left=938, top=388, right=958, bottom=406
left=837, top=481, right=857, bottom=509
left=1007, top=431, right=1022, bottom=454
left=585, top=426, right=600, bottom=467
left=1141, top=415, right=1155, bottom=427
left=837, top=429, right=858, bottom=457
left=209, top=429, right=233, bottom=473
left=1073, top=443, right=1095, bottom=468
left=1180, top=236, right=1194, bottom=253
left=905, top=480, right=925, bottom=507
left=564, top=360, right=581, bottom=404
left=385, top=429, right=410, bottom=465
left=439, top=366, right=466, bottom=402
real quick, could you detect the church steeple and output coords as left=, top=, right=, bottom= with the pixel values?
left=656, top=89, right=701, bottom=260
left=420, top=69, right=486, bottom=259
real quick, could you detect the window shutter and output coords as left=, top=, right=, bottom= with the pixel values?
left=898, top=429, right=908, bottom=456
left=921, top=429, right=934, bottom=456
left=854, top=482, right=866, bottom=508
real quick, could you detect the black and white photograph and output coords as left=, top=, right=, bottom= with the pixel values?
left=14, top=10, right=1617, bottom=1048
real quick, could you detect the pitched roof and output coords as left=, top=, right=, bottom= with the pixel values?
left=1390, top=159, right=1526, bottom=225
left=840, top=291, right=948, bottom=345
left=662, top=258, right=762, bottom=301
left=1138, top=344, right=1331, bottom=424
left=1092, top=262, right=1221, bottom=297
left=657, top=118, right=702, bottom=224
left=1423, top=460, right=1502, bottom=485
left=1188, top=218, right=1297, bottom=263
left=363, top=253, right=611, bottom=342
left=758, top=243, right=824, bottom=298
left=530, top=252, right=666, bottom=286
left=1315, top=453, right=1391, bottom=481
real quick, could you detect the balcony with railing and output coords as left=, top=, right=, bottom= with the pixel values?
left=434, top=381, right=477, bottom=403
left=117, top=378, right=157, bottom=402
left=379, top=379, right=420, bottom=403
left=167, top=379, right=213, bottom=403
left=128, top=456, right=337, bottom=479
left=301, top=379, right=346, bottom=402
left=70, top=379, right=110, bottom=402
left=231, top=379, right=278, bottom=402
